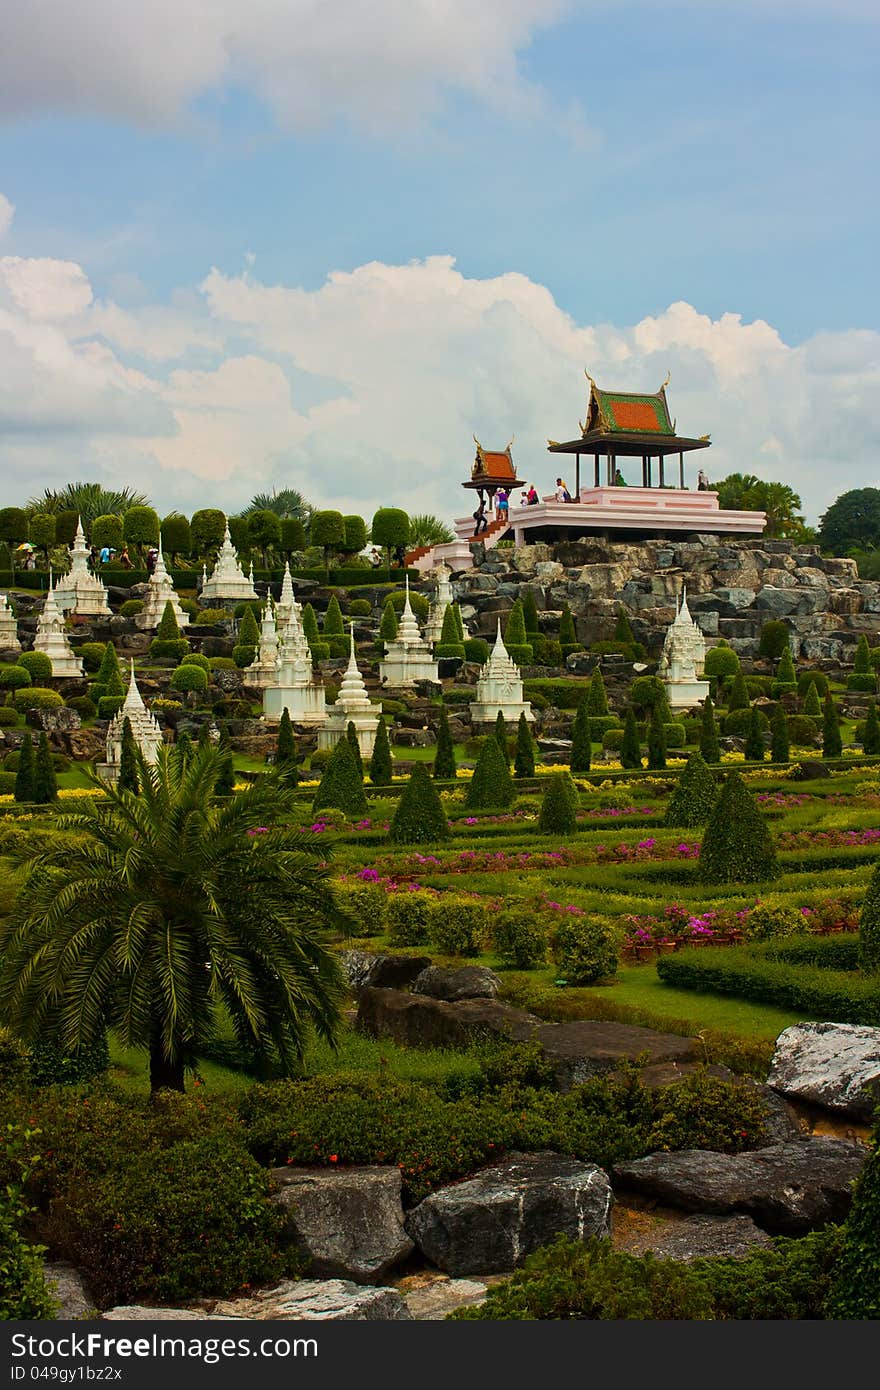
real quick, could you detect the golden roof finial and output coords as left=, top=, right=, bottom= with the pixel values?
left=546, top=439, right=559, bottom=448
left=505, top=434, right=515, bottom=454
left=660, top=370, right=671, bottom=392
left=584, top=369, right=597, bottom=390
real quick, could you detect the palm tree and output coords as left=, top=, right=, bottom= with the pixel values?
left=244, top=489, right=312, bottom=522
left=406, top=513, right=455, bottom=547
left=26, top=482, right=151, bottom=523
left=0, top=744, right=345, bottom=1094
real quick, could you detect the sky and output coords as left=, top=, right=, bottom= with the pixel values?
left=0, top=1, right=878, bottom=527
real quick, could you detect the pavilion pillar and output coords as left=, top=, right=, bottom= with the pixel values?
left=647, top=456, right=652, bottom=487
left=607, top=454, right=613, bottom=485
left=659, top=456, right=665, bottom=488
left=641, top=455, right=647, bottom=487
left=679, top=452, right=684, bottom=489
left=594, top=454, right=600, bottom=487
left=575, top=452, right=580, bottom=499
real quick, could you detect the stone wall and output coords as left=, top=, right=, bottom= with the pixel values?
left=454, top=535, right=875, bottom=665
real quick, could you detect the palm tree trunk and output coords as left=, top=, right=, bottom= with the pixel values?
left=149, top=1033, right=186, bottom=1094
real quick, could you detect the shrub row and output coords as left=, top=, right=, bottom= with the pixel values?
left=656, top=942, right=880, bottom=1025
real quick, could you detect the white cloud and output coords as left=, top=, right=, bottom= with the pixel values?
left=1, top=247, right=878, bottom=524
left=0, top=1, right=574, bottom=133
left=0, top=195, right=13, bottom=237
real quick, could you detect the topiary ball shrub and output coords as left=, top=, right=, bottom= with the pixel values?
left=169, top=664, right=209, bottom=694
left=463, top=637, right=490, bottom=664
left=798, top=670, right=828, bottom=698
left=0, top=666, right=31, bottom=689
left=75, top=641, right=109, bottom=672
left=553, top=918, right=620, bottom=985
left=308, top=640, right=331, bottom=662
left=348, top=598, right=372, bottom=617
left=150, top=638, right=190, bottom=661
left=389, top=765, right=451, bottom=844
left=12, top=687, right=63, bottom=713
left=0, top=707, right=18, bottom=727
left=698, top=771, right=779, bottom=884
left=786, top=714, right=819, bottom=746
left=664, top=751, right=717, bottom=828
left=178, top=652, right=211, bottom=673
left=428, top=895, right=487, bottom=956
left=119, top=599, right=144, bottom=617
left=759, top=620, right=790, bottom=659
left=723, top=707, right=769, bottom=738
left=539, top=771, right=578, bottom=834
left=743, top=904, right=805, bottom=941
left=97, top=696, right=125, bottom=719
left=17, top=650, right=53, bottom=682
left=387, top=890, right=434, bottom=946
left=491, top=907, right=548, bottom=970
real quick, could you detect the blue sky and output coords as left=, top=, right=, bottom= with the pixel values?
left=0, top=1, right=878, bottom=524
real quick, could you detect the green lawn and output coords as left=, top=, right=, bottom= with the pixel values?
left=585, top=963, right=805, bottom=1039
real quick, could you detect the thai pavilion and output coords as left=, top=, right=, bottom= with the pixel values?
left=407, top=374, right=766, bottom=572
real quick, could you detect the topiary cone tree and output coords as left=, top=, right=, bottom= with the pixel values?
left=275, top=709, right=298, bottom=786
left=864, top=701, right=880, bottom=756
left=452, top=603, right=465, bottom=642
left=379, top=596, right=399, bottom=644
left=14, top=731, right=34, bottom=803
left=389, top=764, right=450, bottom=845
left=776, top=647, right=797, bottom=685
left=698, top=771, right=779, bottom=884
left=570, top=695, right=592, bottom=776
left=312, top=736, right=367, bottom=817
left=33, top=732, right=57, bottom=805
left=118, top=716, right=140, bottom=794
left=823, top=692, right=843, bottom=759
left=465, top=733, right=515, bottom=810
left=302, top=603, right=319, bottom=645
left=346, top=721, right=364, bottom=781
left=727, top=671, right=750, bottom=713
left=514, top=711, right=535, bottom=779
left=522, top=589, right=540, bottom=637
left=663, top=751, right=716, bottom=828
left=538, top=771, right=578, bottom=835
left=587, top=668, right=609, bottom=717
left=494, top=709, right=510, bottom=766
left=699, top=695, right=720, bottom=764
left=369, top=716, right=393, bottom=786
left=433, top=704, right=457, bottom=780
left=770, top=703, right=790, bottom=763
left=323, top=594, right=345, bottom=637
left=437, top=603, right=465, bottom=658
left=745, top=705, right=766, bottom=762
left=855, top=633, right=871, bottom=675
left=559, top=603, right=578, bottom=651
left=647, top=703, right=667, bottom=770
left=803, top=680, right=822, bottom=718
left=504, top=598, right=527, bottom=647
left=619, top=708, right=642, bottom=770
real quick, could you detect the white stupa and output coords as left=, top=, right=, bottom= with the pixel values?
left=379, top=577, right=439, bottom=687
left=275, top=561, right=301, bottom=627
left=469, top=620, right=534, bottom=725
left=659, top=586, right=709, bottom=709
left=425, top=563, right=454, bottom=646
left=0, top=592, right=21, bottom=654
left=33, top=577, right=84, bottom=676
left=262, top=601, right=328, bottom=725
left=135, top=544, right=190, bottom=631
left=247, top=598, right=282, bottom=689
left=53, top=517, right=111, bottom=617
left=317, top=629, right=379, bottom=756
left=200, top=525, right=259, bottom=603
left=97, top=661, right=164, bottom=782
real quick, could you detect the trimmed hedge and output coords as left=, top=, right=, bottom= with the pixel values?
left=657, top=938, right=880, bottom=1025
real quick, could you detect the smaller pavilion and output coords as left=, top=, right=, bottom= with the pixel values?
left=247, top=599, right=282, bottom=689
left=379, top=577, right=439, bottom=687
left=262, top=603, right=327, bottom=725
left=465, top=437, right=524, bottom=517
left=97, top=661, right=163, bottom=783
left=317, top=630, right=379, bottom=757
left=275, top=561, right=301, bottom=627
left=658, top=587, right=710, bottom=709
left=135, top=544, right=190, bottom=631
left=33, top=578, right=84, bottom=676
left=425, top=563, right=454, bottom=646
left=53, top=518, right=111, bottom=618
left=469, top=621, right=534, bottom=727
left=201, top=526, right=259, bottom=603
left=0, top=592, right=21, bottom=654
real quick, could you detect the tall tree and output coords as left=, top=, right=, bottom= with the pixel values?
left=371, top=509, right=410, bottom=569
left=823, top=693, right=843, bottom=759
left=432, top=705, right=457, bottom=780
left=494, top=710, right=510, bottom=765
left=0, top=746, right=344, bottom=1094
left=244, top=489, right=311, bottom=522
left=369, top=717, right=394, bottom=786
left=818, top=488, right=880, bottom=555
left=26, top=483, right=150, bottom=523
left=14, top=732, right=34, bottom=803
left=646, top=703, right=667, bottom=770
left=406, top=514, right=455, bottom=547
left=346, top=721, right=364, bottom=781
left=514, top=711, right=535, bottom=779
left=33, top=733, right=57, bottom=805
left=699, top=695, right=720, bottom=764
left=587, top=668, right=609, bottom=716
left=570, top=696, right=592, bottom=775
left=620, top=708, right=642, bottom=770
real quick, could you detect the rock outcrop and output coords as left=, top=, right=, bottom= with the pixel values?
left=768, top=1022, right=880, bottom=1122
left=270, top=1166, right=413, bottom=1283
left=405, top=1151, right=613, bottom=1275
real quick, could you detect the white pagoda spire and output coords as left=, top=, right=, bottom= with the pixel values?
left=53, top=514, right=111, bottom=617
left=99, top=660, right=163, bottom=780
left=34, top=572, right=84, bottom=675
left=0, top=589, right=20, bottom=653
left=468, top=619, right=533, bottom=725
left=317, top=625, right=378, bottom=756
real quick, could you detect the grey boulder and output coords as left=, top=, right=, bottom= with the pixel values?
left=406, top=1151, right=612, bottom=1275
left=270, top=1166, right=413, bottom=1283
left=768, top=1021, right=880, bottom=1122
left=411, top=965, right=501, bottom=1002
left=613, top=1138, right=866, bottom=1234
